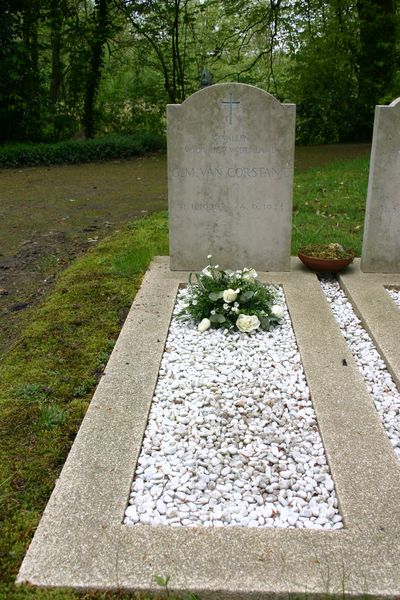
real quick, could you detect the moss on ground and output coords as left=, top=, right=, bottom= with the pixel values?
left=0, top=212, right=171, bottom=599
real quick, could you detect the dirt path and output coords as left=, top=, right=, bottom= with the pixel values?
left=0, top=154, right=167, bottom=355
left=0, top=144, right=370, bottom=356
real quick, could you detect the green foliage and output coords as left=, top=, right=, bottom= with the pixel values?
left=0, top=133, right=166, bottom=168
left=154, top=575, right=170, bottom=588
left=0, top=5, right=27, bottom=141
left=73, top=380, right=96, bottom=398
left=284, top=1, right=359, bottom=144
left=83, top=0, right=117, bottom=138
left=356, top=0, right=397, bottom=138
left=298, top=243, right=354, bottom=260
left=12, top=382, right=66, bottom=430
left=98, top=57, right=167, bottom=135
left=2, top=0, right=399, bottom=144
left=179, top=263, right=282, bottom=332
left=14, top=383, right=51, bottom=403
left=38, top=404, right=67, bottom=430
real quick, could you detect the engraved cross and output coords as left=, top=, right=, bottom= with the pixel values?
left=221, top=93, right=240, bottom=124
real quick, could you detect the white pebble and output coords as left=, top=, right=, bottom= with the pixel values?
left=125, top=286, right=343, bottom=530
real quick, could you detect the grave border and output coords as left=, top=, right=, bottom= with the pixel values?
left=17, top=257, right=400, bottom=599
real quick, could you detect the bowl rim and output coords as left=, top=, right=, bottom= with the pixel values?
left=297, top=248, right=355, bottom=262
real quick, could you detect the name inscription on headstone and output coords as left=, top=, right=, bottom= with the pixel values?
left=171, top=166, right=290, bottom=179
left=167, top=83, right=295, bottom=271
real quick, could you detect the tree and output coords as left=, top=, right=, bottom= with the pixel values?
left=83, top=0, right=112, bottom=138
left=49, top=1, right=65, bottom=106
left=0, top=0, right=399, bottom=144
left=284, top=0, right=360, bottom=143
left=119, top=0, right=199, bottom=104
left=0, top=1, right=24, bottom=141
left=0, top=0, right=45, bottom=141
left=356, top=0, right=397, bottom=138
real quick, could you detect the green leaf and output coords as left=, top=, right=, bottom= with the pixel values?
left=239, top=290, right=254, bottom=303
left=195, top=272, right=206, bottom=290
left=259, top=315, right=270, bottom=331
left=209, top=313, right=226, bottom=323
left=209, top=291, right=224, bottom=301
left=154, top=575, right=170, bottom=587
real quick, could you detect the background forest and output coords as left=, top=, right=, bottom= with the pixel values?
left=0, top=0, right=398, bottom=146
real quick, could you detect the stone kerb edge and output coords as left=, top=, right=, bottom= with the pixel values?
left=17, top=258, right=400, bottom=597
left=339, top=261, right=400, bottom=388
left=16, top=258, right=183, bottom=587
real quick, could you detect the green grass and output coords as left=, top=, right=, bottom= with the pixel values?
left=0, top=156, right=370, bottom=599
left=292, top=156, right=368, bottom=254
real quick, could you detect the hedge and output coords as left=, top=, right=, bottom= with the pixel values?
left=0, top=133, right=166, bottom=168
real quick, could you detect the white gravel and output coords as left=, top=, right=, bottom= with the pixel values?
left=124, top=287, right=343, bottom=530
left=320, top=277, right=400, bottom=459
left=387, top=288, right=400, bottom=310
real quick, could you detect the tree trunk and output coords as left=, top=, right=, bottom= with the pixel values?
left=83, top=0, right=109, bottom=139
left=22, top=0, right=42, bottom=140
left=50, top=2, right=64, bottom=105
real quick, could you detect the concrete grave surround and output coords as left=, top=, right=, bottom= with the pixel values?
left=17, top=257, right=400, bottom=598
left=361, top=97, right=400, bottom=272
left=168, top=84, right=295, bottom=271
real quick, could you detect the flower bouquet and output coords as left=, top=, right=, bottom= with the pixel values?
left=178, top=258, right=284, bottom=333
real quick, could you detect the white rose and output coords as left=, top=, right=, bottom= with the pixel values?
left=271, top=304, right=284, bottom=319
left=242, top=268, right=258, bottom=280
left=236, top=314, right=260, bottom=333
left=198, top=318, right=211, bottom=332
left=223, top=288, right=238, bottom=303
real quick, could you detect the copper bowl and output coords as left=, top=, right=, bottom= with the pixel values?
left=298, top=251, right=354, bottom=273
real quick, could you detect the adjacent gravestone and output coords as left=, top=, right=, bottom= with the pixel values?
left=167, top=83, right=295, bottom=271
left=361, top=97, right=400, bottom=273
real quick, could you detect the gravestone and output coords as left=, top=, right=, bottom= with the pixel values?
left=167, top=83, right=295, bottom=271
left=361, top=97, right=400, bottom=273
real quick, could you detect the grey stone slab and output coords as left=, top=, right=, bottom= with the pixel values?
left=361, top=97, right=400, bottom=273
left=17, top=257, right=400, bottom=598
left=339, top=258, right=400, bottom=388
left=168, top=84, right=295, bottom=272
